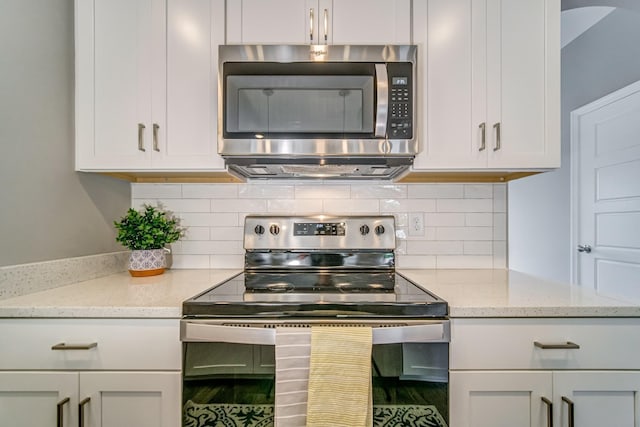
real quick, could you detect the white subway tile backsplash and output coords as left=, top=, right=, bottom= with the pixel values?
left=437, top=198, right=493, bottom=213
left=408, top=184, right=463, bottom=199
left=267, top=199, right=323, bottom=213
left=463, top=184, right=494, bottom=198
left=295, top=185, right=350, bottom=199
left=133, top=182, right=508, bottom=270
left=239, top=184, right=295, bottom=199
left=351, top=184, right=407, bottom=199
left=380, top=199, right=436, bottom=213
left=131, top=183, right=182, bottom=199
left=323, top=199, right=379, bottom=213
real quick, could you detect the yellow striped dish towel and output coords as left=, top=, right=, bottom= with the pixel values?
left=306, top=326, right=373, bottom=427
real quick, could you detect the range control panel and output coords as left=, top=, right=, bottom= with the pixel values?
left=244, top=215, right=396, bottom=250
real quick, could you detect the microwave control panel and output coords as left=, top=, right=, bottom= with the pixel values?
left=387, top=62, right=413, bottom=139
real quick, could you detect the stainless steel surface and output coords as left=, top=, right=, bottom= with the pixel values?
left=181, top=319, right=450, bottom=345
left=153, top=123, right=160, bottom=152
left=493, top=122, right=501, bottom=151
left=541, top=397, right=553, bottom=427
left=309, top=8, right=314, bottom=42
left=51, top=342, right=98, bottom=350
left=534, top=341, right=580, bottom=350
left=479, top=122, right=486, bottom=151
left=244, top=251, right=395, bottom=269
left=79, top=397, right=90, bottom=427
left=323, top=8, right=328, bottom=42
left=218, top=44, right=417, bottom=180
left=374, top=63, right=389, bottom=138
left=577, top=244, right=592, bottom=253
left=57, top=397, right=69, bottom=427
left=562, top=396, right=575, bottom=427
left=243, top=215, right=396, bottom=251
left=137, top=123, right=145, bottom=152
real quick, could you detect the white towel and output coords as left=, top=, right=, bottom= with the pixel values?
left=275, top=327, right=312, bottom=427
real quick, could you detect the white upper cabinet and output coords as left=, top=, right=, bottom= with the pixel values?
left=226, top=0, right=411, bottom=45
left=413, top=0, right=560, bottom=170
left=75, top=0, right=225, bottom=171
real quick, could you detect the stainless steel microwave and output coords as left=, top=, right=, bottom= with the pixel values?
left=218, top=45, right=418, bottom=180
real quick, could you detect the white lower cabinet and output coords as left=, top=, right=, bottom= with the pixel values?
left=449, top=318, right=640, bottom=427
left=0, top=319, right=182, bottom=427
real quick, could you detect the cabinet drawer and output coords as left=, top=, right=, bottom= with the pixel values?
left=0, top=318, right=180, bottom=370
left=450, top=318, right=640, bottom=370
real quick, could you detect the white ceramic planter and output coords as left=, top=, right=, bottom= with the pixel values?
left=128, top=249, right=167, bottom=277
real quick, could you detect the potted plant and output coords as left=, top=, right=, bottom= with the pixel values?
left=114, top=204, right=185, bottom=277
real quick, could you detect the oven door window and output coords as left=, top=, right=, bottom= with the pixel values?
left=182, top=342, right=448, bottom=426
left=223, top=62, right=376, bottom=139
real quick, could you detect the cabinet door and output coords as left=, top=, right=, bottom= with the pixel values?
left=155, top=0, right=225, bottom=170
left=0, top=372, right=78, bottom=427
left=450, top=371, right=553, bottom=427
left=76, top=0, right=165, bottom=170
left=227, top=0, right=317, bottom=44
left=79, top=372, right=180, bottom=427
left=326, top=0, right=411, bottom=44
left=486, top=0, right=560, bottom=168
left=553, top=371, right=640, bottom=427
left=412, top=0, right=486, bottom=169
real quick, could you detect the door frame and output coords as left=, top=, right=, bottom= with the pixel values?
left=569, top=79, right=640, bottom=284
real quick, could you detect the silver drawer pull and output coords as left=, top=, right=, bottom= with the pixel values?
left=57, top=397, right=70, bottom=427
left=79, top=397, right=90, bottom=427
left=534, top=341, right=580, bottom=350
left=51, top=342, right=98, bottom=350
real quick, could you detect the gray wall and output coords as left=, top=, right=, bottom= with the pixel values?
left=508, top=5, right=640, bottom=282
left=0, top=0, right=130, bottom=267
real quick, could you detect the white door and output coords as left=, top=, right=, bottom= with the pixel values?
left=553, top=371, right=640, bottom=427
left=486, top=0, right=560, bottom=169
left=572, top=80, right=640, bottom=299
left=155, top=0, right=225, bottom=170
left=0, top=372, right=78, bottom=427
left=79, top=372, right=181, bottom=427
left=76, top=0, right=164, bottom=170
left=450, top=371, right=553, bottom=427
left=327, top=0, right=411, bottom=44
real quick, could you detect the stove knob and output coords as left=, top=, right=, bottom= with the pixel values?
left=359, top=225, right=370, bottom=235
left=375, top=225, right=385, bottom=235
left=269, top=224, right=280, bottom=235
left=254, top=225, right=265, bottom=235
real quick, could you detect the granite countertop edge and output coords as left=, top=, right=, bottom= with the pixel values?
left=0, top=268, right=639, bottom=319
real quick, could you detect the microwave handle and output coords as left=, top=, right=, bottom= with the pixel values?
left=374, top=63, right=389, bottom=138
left=181, top=321, right=449, bottom=345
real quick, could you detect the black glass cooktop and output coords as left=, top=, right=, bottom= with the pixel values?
left=183, top=271, right=447, bottom=318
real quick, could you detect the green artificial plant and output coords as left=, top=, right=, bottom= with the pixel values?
left=114, top=204, right=185, bottom=250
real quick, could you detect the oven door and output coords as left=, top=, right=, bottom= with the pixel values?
left=181, top=319, right=449, bottom=426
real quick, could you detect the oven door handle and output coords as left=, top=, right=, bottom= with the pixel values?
left=374, top=63, right=389, bottom=138
left=181, top=321, right=449, bottom=345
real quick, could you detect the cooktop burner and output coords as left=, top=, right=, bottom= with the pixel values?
left=182, top=271, right=447, bottom=318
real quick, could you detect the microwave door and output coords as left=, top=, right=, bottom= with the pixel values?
left=374, top=63, right=389, bottom=138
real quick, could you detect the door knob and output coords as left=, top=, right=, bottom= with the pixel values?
left=577, top=244, right=592, bottom=253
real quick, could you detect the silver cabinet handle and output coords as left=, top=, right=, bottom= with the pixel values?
left=493, top=122, right=501, bottom=151
left=479, top=122, right=486, bottom=151
left=137, top=123, right=146, bottom=152
left=577, top=244, right=592, bottom=253
left=51, top=342, right=98, bottom=350
left=57, top=397, right=70, bottom=427
left=153, top=123, right=160, bottom=152
left=534, top=341, right=580, bottom=350
left=309, top=8, right=314, bottom=42
left=79, top=397, right=90, bottom=427
left=323, top=8, right=328, bottom=43
left=541, top=397, right=553, bottom=427
left=562, top=396, right=574, bottom=427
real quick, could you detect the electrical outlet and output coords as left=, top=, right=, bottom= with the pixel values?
left=409, top=213, right=424, bottom=236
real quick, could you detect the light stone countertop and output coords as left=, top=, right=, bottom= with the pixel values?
left=400, top=269, right=640, bottom=317
left=0, top=268, right=638, bottom=318
left=0, top=269, right=240, bottom=318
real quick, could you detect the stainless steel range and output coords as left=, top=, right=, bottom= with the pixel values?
left=181, top=216, right=450, bottom=427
